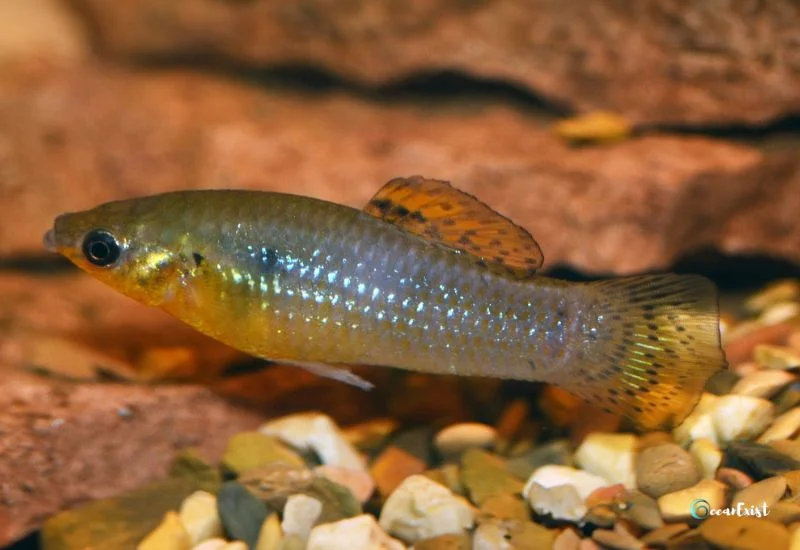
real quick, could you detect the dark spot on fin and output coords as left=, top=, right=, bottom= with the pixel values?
left=192, top=252, right=204, bottom=267
left=363, top=176, right=544, bottom=279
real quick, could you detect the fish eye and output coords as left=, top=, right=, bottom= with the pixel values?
left=81, top=229, right=121, bottom=267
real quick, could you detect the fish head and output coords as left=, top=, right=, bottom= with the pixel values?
left=44, top=195, right=187, bottom=307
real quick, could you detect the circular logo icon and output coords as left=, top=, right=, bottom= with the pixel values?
left=690, top=498, right=711, bottom=519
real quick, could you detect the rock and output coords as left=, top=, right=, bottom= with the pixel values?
left=525, top=482, right=586, bottom=522
left=370, top=445, right=428, bottom=497
left=460, top=449, right=525, bottom=505
left=506, top=440, right=573, bottom=480
left=193, top=539, right=228, bottom=550
left=723, top=441, right=800, bottom=480
left=759, top=303, right=800, bottom=327
left=716, top=467, right=753, bottom=491
left=170, top=451, right=223, bottom=495
left=552, top=528, right=582, bottom=550
left=726, top=323, right=800, bottom=367
left=755, top=345, right=800, bottom=370
left=582, top=506, right=616, bottom=529
left=299, top=476, right=362, bottom=524
left=635, top=443, right=701, bottom=499
left=745, top=281, right=800, bottom=314
left=586, top=484, right=626, bottom=508
left=314, top=465, right=374, bottom=503
left=765, top=501, right=800, bottom=524
left=260, top=412, right=367, bottom=472
left=276, top=535, right=306, bottom=550
left=281, top=494, right=322, bottom=542
left=64, top=0, right=800, bottom=127
left=639, top=524, right=690, bottom=547
left=414, top=533, right=471, bottom=550
left=770, top=441, right=800, bottom=464
left=2, top=65, right=799, bottom=276
left=341, top=418, right=398, bottom=454
left=221, top=432, right=306, bottom=475
left=216, top=482, right=270, bottom=549
left=478, top=493, right=529, bottom=523
left=138, top=511, right=192, bottom=550
left=524, top=465, right=607, bottom=501
left=657, top=479, right=729, bottom=522
left=759, top=407, right=800, bottom=443
left=493, top=399, right=529, bottom=454
left=434, top=423, right=497, bottom=459
left=591, top=524, right=644, bottom=550
left=179, top=491, right=222, bottom=546
left=710, top=395, right=774, bottom=443
left=222, top=543, right=248, bottom=550
left=255, top=514, right=282, bottom=550
left=307, top=515, right=405, bottom=550
left=378, top=475, right=475, bottom=543
left=238, top=464, right=315, bottom=510
left=421, top=464, right=464, bottom=496
left=614, top=491, right=664, bottom=531
left=472, top=522, right=512, bottom=550
left=698, top=516, right=790, bottom=550
left=704, top=370, right=742, bottom=396
left=731, top=370, right=796, bottom=399
left=732, top=476, right=787, bottom=509
left=575, top=433, right=637, bottom=488
left=689, top=439, right=723, bottom=480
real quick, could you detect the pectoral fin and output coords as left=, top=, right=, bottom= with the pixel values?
left=364, top=176, right=543, bottom=279
left=282, top=360, right=375, bottom=391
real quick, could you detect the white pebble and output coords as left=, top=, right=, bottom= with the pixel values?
left=526, top=482, right=585, bottom=522
left=260, top=412, right=367, bottom=472
left=574, top=433, right=637, bottom=488
left=434, top=423, right=497, bottom=459
left=281, top=494, right=323, bottom=541
left=179, top=491, right=222, bottom=546
left=307, top=514, right=405, bottom=550
left=379, top=474, right=475, bottom=543
left=524, top=465, right=607, bottom=501
left=710, top=395, right=774, bottom=443
left=472, top=522, right=513, bottom=550
left=673, top=393, right=719, bottom=447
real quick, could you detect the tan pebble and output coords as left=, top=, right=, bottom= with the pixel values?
left=726, top=323, right=796, bottom=366
left=639, top=523, right=690, bottom=546
left=759, top=407, right=800, bottom=443
left=314, top=465, right=374, bottom=503
left=434, top=423, right=497, bottom=459
left=733, top=475, right=787, bottom=509
left=414, top=533, right=471, bottom=549
left=770, top=440, right=800, bottom=463
left=575, top=433, right=637, bottom=488
left=657, top=479, right=729, bottom=522
left=307, top=515, right=405, bottom=550
left=792, top=525, right=800, bottom=550
left=731, top=369, right=796, bottom=398
left=689, top=438, right=722, bottom=479
left=716, top=467, right=753, bottom=490
left=711, top=395, right=774, bottom=442
left=341, top=418, right=398, bottom=451
left=222, top=543, right=247, bottom=550
left=699, top=516, right=790, bottom=549
left=760, top=302, right=800, bottom=326
left=673, top=394, right=719, bottom=446
left=766, top=501, right=800, bottom=525
left=478, top=493, right=529, bottom=523
left=553, top=528, right=581, bottom=550
left=578, top=539, right=601, bottom=550
left=472, top=521, right=510, bottom=550
left=755, top=344, right=800, bottom=370
left=138, top=511, right=192, bottom=550
left=179, top=490, right=222, bottom=546
left=733, top=361, right=762, bottom=377
left=635, top=443, right=701, bottom=499
left=192, top=539, right=227, bottom=550
left=370, top=445, right=427, bottom=497
left=745, top=280, right=800, bottom=314
left=591, top=523, right=643, bottom=550
left=790, top=331, right=800, bottom=352
left=785, top=470, right=800, bottom=498
left=281, top=494, right=322, bottom=541
left=255, top=513, right=282, bottom=550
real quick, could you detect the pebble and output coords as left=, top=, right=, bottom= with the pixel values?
left=673, top=410, right=718, bottom=447
left=138, top=511, right=192, bottom=550
left=472, top=521, right=512, bottom=550
left=255, top=514, right=282, bottom=550
left=494, top=399, right=529, bottom=453
left=238, top=464, right=314, bottom=510
left=615, top=491, right=664, bottom=531
left=371, top=445, right=428, bottom=497
left=179, top=491, right=222, bottom=546
left=281, top=494, right=322, bottom=541
left=221, top=543, right=247, bottom=550
left=574, top=433, right=637, bottom=488
left=731, top=369, right=796, bottom=398
left=460, top=449, right=524, bottom=505
left=526, top=482, right=586, bottom=522
left=341, top=418, right=398, bottom=453
left=552, top=528, right=581, bottom=550
left=506, top=439, right=572, bottom=480
left=635, top=443, right=701, bottom=499
left=760, top=302, right=800, bottom=327
left=724, top=441, right=800, bottom=480
left=504, top=521, right=557, bottom=549
left=716, top=467, right=753, bottom=490
left=524, top=465, right=607, bottom=501
left=434, top=423, right=497, bottom=459
left=785, top=470, right=800, bottom=498
left=221, top=432, right=305, bottom=475
left=478, top=493, right=529, bottom=523
left=216, top=482, right=270, bottom=549
left=260, top=412, right=367, bottom=472
left=766, top=501, right=800, bottom=524
left=657, top=479, right=729, bottom=521
left=639, top=523, right=689, bottom=546
left=689, top=438, right=723, bottom=479
left=307, top=514, right=405, bottom=550
left=755, top=344, right=800, bottom=370
left=745, top=280, right=799, bottom=313
left=704, top=370, right=742, bottom=395
left=591, top=524, right=644, bottom=550
left=422, top=464, right=464, bottom=495
left=314, top=465, right=375, bottom=503
left=298, top=476, right=362, bottom=524
left=710, top=395, right=774, bottom=443
left=586, top=484, right=625, bottom=508
left=414, top=533, right=471, bottom=549
left=191, top=539, right=227, bottom=550
left=698, top=516, right=790, bottom=549
left=770, top=440, right=800, bottom=463
left=759, top=407, right=800, bottom=443
left=732, top=475, right=787, bottom=509
left=378, top=474, right=475, bottom=543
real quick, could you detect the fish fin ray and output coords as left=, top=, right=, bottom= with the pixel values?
left=282, top=360, right=375, bottom=391
left=364, top=176, right=543, bottom=278
left=552, top=274, right=726, bottom=431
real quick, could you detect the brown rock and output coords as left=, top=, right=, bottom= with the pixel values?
left=0, top=367, right=264, bottom=547
left=1, top=63, right=799, bottom=275
left=370, top=446, right=427, bottom=497
left=636, top=443, right=701, bottom=499
left=65, top=0, right=800, bottom=126
left=698, top=516, right=790, bottom=550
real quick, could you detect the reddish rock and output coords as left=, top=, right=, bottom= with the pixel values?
left=64, top=0, right=800, bottom=126
left=1, top=61, right=799, bottom=274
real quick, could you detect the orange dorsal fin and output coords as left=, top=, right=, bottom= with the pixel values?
left=364, top=176, right=543, bottom=279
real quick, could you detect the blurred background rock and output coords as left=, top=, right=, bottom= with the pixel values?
left=0, top=0, right=799, bottom=547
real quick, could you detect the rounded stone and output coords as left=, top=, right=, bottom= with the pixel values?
left=636, top=443, right=701, bottom=499
left=434, top=423, right=498, bottom=459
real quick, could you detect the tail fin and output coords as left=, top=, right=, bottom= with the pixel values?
left=557, top=274, right=726, bottom=431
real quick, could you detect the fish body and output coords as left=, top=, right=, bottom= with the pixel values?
left=45, top=177, right=726, bottom=429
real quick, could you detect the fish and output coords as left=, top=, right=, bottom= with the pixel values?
left=44, top=176, right=726, bottom=430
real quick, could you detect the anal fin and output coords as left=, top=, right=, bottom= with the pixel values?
left=282, top=360, right=375, bottom=391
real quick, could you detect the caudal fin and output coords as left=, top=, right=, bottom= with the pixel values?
left=557, top=274, right=726, bottom=431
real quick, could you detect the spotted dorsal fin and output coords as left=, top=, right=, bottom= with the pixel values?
left=364, top=176, right=543, bottom=279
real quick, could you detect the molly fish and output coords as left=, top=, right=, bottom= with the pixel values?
left=44, top=176, right=726, bottom=429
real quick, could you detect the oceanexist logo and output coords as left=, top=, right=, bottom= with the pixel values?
left=689, top=499, right=770, bottom=520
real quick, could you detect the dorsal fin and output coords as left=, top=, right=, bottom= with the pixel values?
left=364, top=176, right=543, bottom=279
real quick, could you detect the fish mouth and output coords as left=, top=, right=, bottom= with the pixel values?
left=43, top=228, right=57, bottom=252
